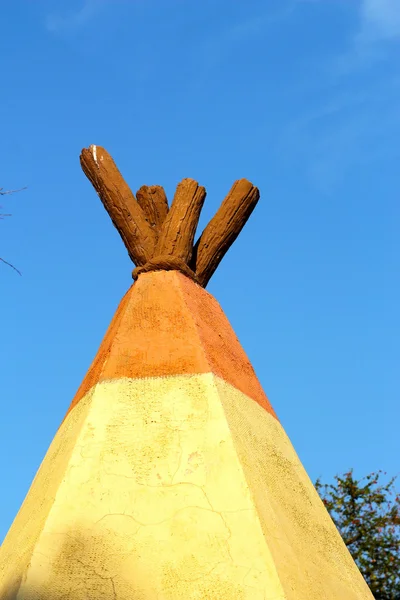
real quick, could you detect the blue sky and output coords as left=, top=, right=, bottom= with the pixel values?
left=0, top=0, right=399, bottom=542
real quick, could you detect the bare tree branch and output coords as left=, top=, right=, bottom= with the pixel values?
left=0, top=257, right=21, bottom=275
left=1, top=185, right=25, bottom=275
left=0, top=186, right=27, bottom=196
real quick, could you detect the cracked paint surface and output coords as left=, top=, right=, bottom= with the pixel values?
left=0, top=375, right=284, bottom=599
left=0, top=272, right=373, bottom=598
left=0, top=374, right=372, bottom=599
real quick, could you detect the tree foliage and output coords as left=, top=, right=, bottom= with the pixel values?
left=316, top=470, right=400, bottom=599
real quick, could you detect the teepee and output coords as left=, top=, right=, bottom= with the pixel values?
left=0, top=146, right=373, bottom=599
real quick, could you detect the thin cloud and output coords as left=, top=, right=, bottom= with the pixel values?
left=281, top=111, right=399, bottom=194
left=357, top=0, right=400, bottom=43
left=335, top=0, right=400, bottom=73
left=278, top=73, right=400, bottom=194
left=224, top=4, right=296, bottom=43
left=196, top=3, right=295, bottom=77
left=46, top=0, right=107, bottom=33
left=277, top=0, right=400, bottom=193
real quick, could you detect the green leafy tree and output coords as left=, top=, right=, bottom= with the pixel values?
left=316, top=470, right=400, bottom=599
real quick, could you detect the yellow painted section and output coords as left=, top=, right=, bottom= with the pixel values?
left=0, top=375, right=284, bottom=599
left=0, top=375, right=373, bottom=599
left=217, top=380, right=374, bottom=599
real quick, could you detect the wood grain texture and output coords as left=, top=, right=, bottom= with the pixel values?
left=191, top=179, right=260, bottom=287
left=155, top=178, right=206, bottom=264
left=80, top=145, right=156, bottom=266
left=136, top=185, right=169, bottom=237
left=80, top=145, right=261, bottom=287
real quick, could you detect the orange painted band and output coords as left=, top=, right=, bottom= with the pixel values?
left=64, top=271, right=277, bottom=422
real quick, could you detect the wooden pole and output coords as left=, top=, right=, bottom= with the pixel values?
left=190, top=179, right=260, bottom=287
left=155, top=179, right=206, bottom=264
left=136, top=185, right=169, bottom=238
left=80, top=146, right=260, bottom=287
left=80, top=146, right=156, bottom=266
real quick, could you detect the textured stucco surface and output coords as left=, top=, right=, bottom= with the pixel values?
left=0, top=271, right=373, bottom=598
left=66, top=270, right=275, bottom=421
left=216, top=380, right=373, bottom=599
left=0, top=374, right=373, bottom=599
